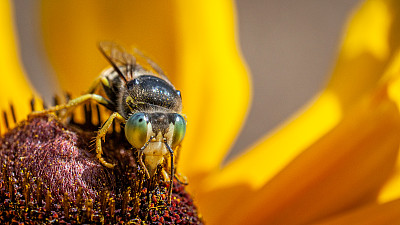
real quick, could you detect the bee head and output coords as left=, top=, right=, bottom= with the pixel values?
left=124, top=112, right=186, bottom=150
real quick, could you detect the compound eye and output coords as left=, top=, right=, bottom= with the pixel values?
left=172, top=114, right=186, bottom=147
left=125, top=113, right=149, bottom=149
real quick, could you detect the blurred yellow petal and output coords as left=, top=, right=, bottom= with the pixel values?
left=327, top=0, right=398, bottom=109
left=40, top=0, right=250, bottom=179
left=40, top=1, right=177, bottom=93
left=199, top=91, right=342, bottom=191
left=201, top=84, right=400, bottom=224
left=195, top=0, right=400, bottom=199
left=377, top=51, right=400, bottom=203
left=200, top=1, right=399, bottom=222
left=312, top=199, right=400, bottom=225
left=0, top=0, right=36, bottom=130
left=378, top=167, right=400, bottom=203
left=173, top=0, right=250, bottom=178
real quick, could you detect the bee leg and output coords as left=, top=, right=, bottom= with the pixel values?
left=161, top=169, right=170, bottom=182
left=86, top=75, right=110, bottom=94
left=163, top=140, right=174, bottom=205
left=29, top=94, right=112, bottom=118
left=95, top=112, right=125, bottom=168
left=137, top=136, right=155, bottom=181
left=138, top=151, right=151, bottom=179
left=174, top=173, right=188, bottom=186
left=161, top=168, right=189, bottom=186
left=137, top=148, right=153, bottom=209
left=172, top=143, right=188, bottom=185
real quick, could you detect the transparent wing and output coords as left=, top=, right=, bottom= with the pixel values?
left=99, top=41, right=170, bottom=82
left=132, top=47, right=168, bottom=80
left=98, top=41, right=137, bottom=80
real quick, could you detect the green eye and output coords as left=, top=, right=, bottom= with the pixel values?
left=172, top=114, right=186, bottom=147
left=125, top=113, right=149, bottom=149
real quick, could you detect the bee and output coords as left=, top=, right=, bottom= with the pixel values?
left=29, top=42, right=186, bottom=204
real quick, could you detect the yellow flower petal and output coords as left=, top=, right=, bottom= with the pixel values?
left=193, top=0, right=400, bottom=200
left=197, top=0, right=399, bottom=193
left=200, top=85, right=400, bottom=225
left=377, top=50, right=400, bottom=203
left=172, top=0, right=250, bottom=178
left=327, top=0, right=395, bottom=109
left=40, top=1, right=177, bottom=93
left=311, top=199, right=400, bottom=225
left=199, top=91, right=342, bottom=191
left=0, top=0, right=36, bottom=130
left=205, top=15, right=400, bottom=220
left=40, top=1, right=250, bottom=178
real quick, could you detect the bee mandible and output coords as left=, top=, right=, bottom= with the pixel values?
left=30, top=42, right=186, bottom=204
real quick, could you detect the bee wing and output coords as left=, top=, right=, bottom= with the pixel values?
left=99, top=42, right=136, bottom=67
left=99, top=41, right=171, bottom=83
left=99, top=41, right=137, bottom=82
left=132, top=48, right=168, bottom=80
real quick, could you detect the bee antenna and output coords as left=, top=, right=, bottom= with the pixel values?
left=98, top=44, right=128, bottom=84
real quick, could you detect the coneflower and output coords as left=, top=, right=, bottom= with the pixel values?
left=0, top=102, right=203, bottom=224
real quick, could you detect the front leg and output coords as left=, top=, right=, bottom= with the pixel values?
left=171, top=144, right=188, bottom=185
left=163, top=140, right=175, bottom=205
left=95, top=112, right=125, bottom=168
left=29, top=94, right=112, bottom=118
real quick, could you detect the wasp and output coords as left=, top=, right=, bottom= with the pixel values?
left=30, top=42, right=186, bottom=204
